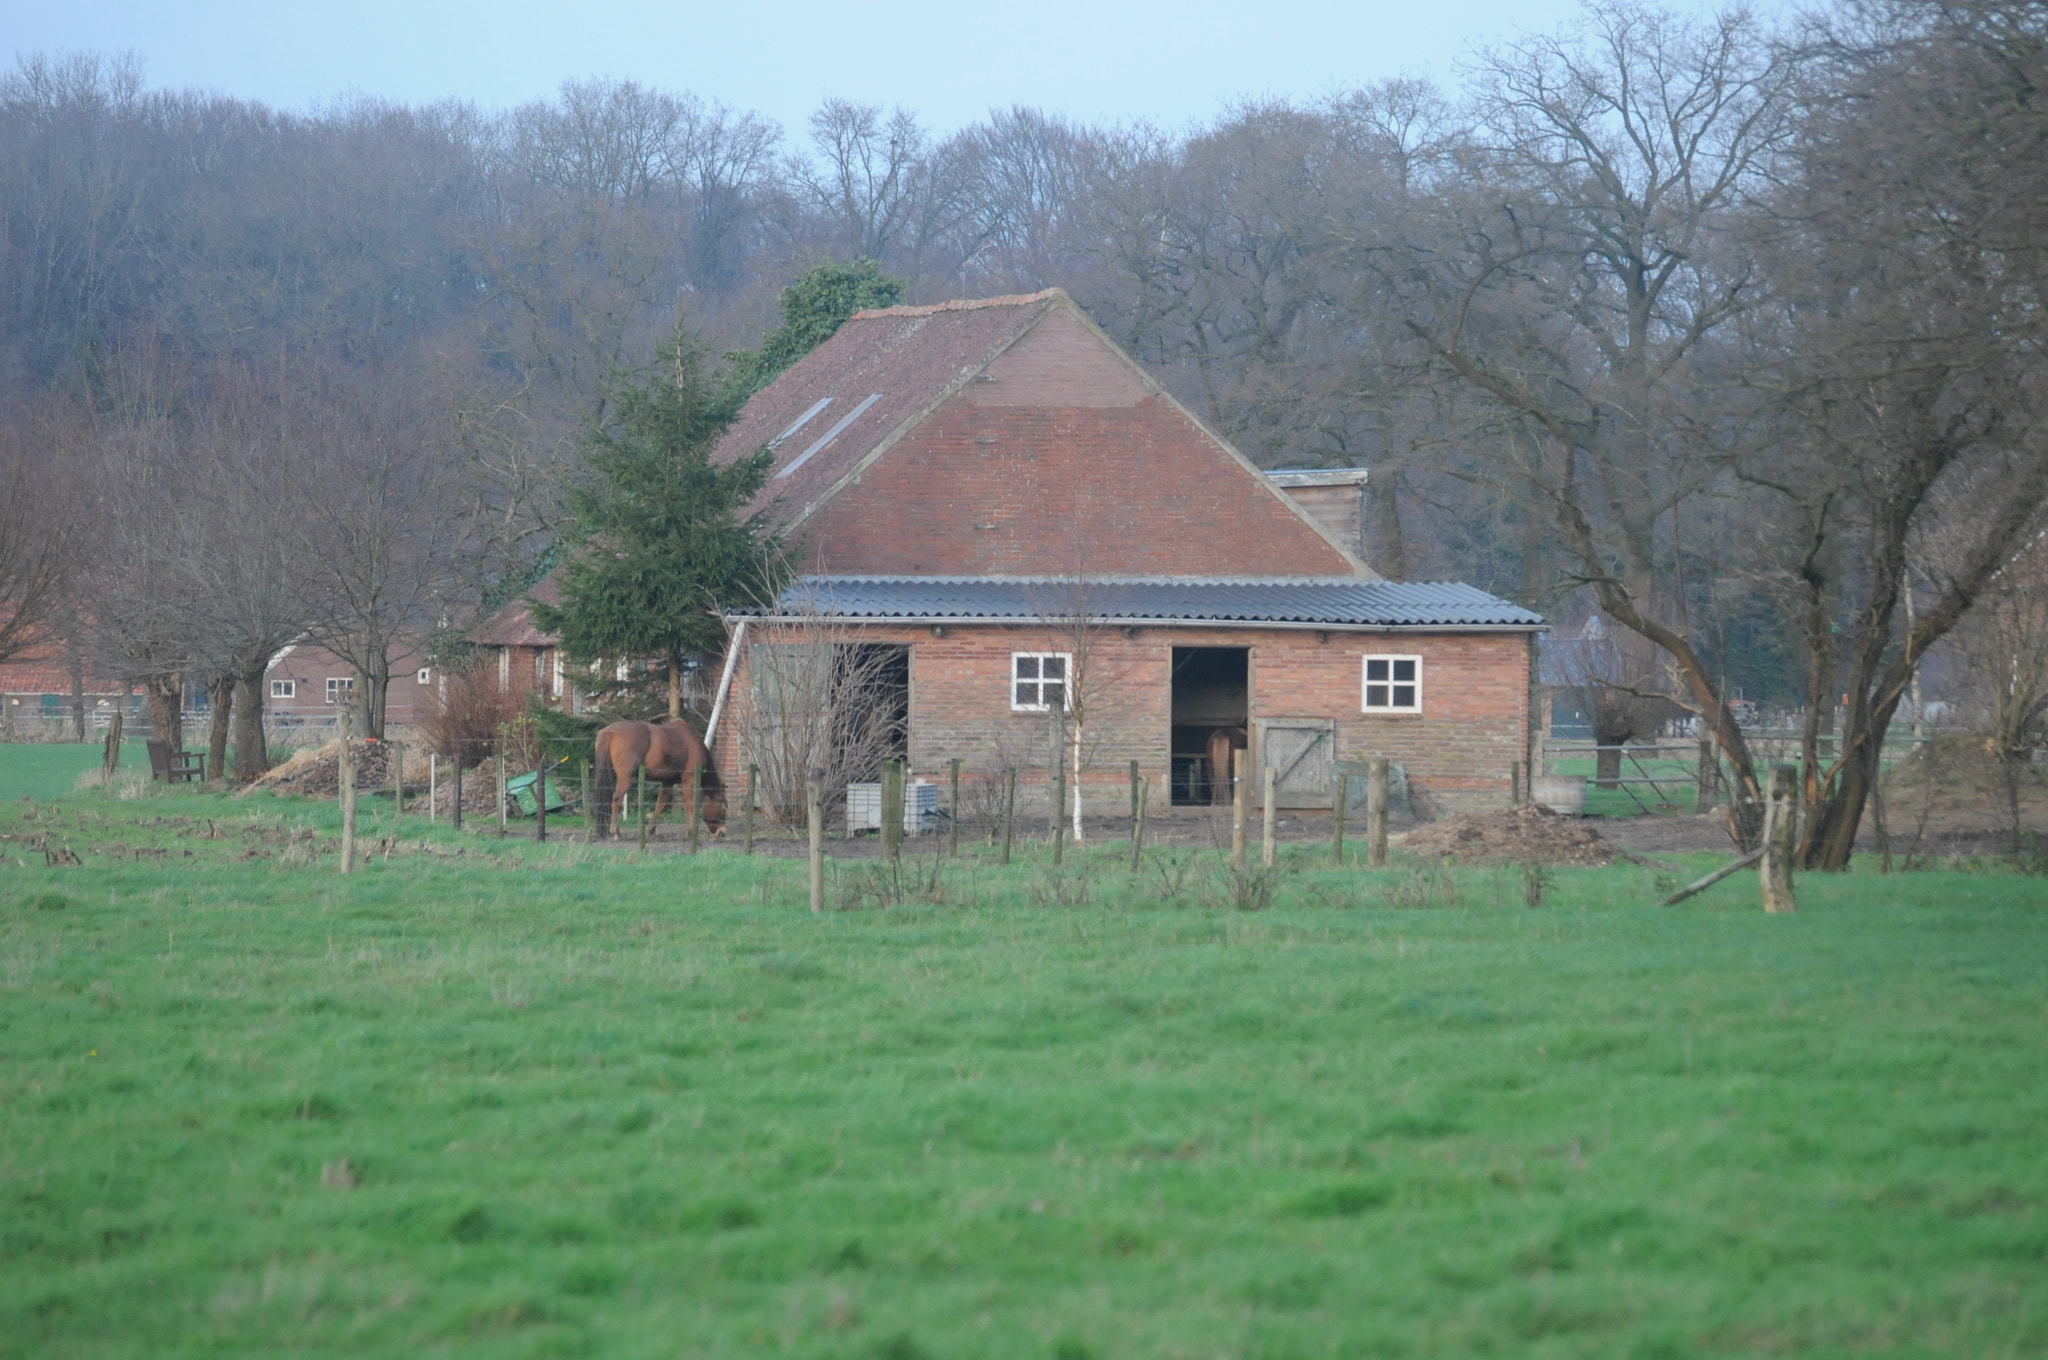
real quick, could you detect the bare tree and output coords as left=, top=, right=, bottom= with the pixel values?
left=737, top=601, right=908, bottom=829
left=1383, top=1, right=1796, bottom=844
left=797, top=99, right=928, bottom=263
left=293, top=351, right=490, bottom=738
left=0, top=396, right=76, bottom=665
left=1761, top=0, right=2048, bottom=868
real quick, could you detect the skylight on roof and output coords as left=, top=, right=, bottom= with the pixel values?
left=769, top=396, right=833, bottom=449
left=777, top=393, right=884, bottom=479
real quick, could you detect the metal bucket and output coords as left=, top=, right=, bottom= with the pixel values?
left=1530, top=775, right=1587, bottom=816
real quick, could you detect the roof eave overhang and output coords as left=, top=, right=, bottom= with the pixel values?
left=724, top=612, right=1544, bottom=634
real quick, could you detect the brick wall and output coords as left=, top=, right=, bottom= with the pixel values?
left=796, top=313, right=1359, bottom=579
left=717, top=623, right=1529, bottom=816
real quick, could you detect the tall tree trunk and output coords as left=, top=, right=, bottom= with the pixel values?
left=1806, top=723, right=1884, bottom=871
left=206, top=675, right=234, bottom=781
left=362, top=655, right=389, bottom=740
left=669, top=656, right=682, bottom=720
left=231, top=669, right=270, bottom=782
left=146, top=672, right=182, bottom=753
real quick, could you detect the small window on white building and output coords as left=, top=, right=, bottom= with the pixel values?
left=1362, top=656, right=1421, bottom=712
left=325, top=677, right=355, bottom=705
left=417, top=667, right=432, bottom=685
left=270, top=679, right=296, bottom=699
left=1012, top=652, right=1071, bottom=710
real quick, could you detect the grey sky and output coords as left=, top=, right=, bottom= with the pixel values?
left=5, top=0, right=1788, bottom=136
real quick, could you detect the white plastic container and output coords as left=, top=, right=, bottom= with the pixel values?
left=845, top=779, right=938, bottom=834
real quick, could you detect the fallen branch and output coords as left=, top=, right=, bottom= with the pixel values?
left=1659, top=848, right=1766, bottom=907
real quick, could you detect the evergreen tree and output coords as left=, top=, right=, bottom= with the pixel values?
left=531, top=338, right=786, bottom=719
left=721, top=258, right=905, bottom=404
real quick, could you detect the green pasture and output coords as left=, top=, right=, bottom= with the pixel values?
left=0, top=742, right=149, bottom=803
left=2, top=782, right=2045, bottom=1358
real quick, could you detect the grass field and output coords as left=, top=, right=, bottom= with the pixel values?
left=0, top=742, right=150, bottom=803
left=2, top=778, right=2045, bottom=1358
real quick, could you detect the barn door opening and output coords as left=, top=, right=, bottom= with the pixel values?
left=835, top=643, right=909, bottom=781
left=1170, top=647, right=1248, bottom=805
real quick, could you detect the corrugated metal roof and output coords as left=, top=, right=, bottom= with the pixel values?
left=747, top=576, right=1545, bottom=630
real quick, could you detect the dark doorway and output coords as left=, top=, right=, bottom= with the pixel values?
left=1170, top=646, right=1249, bottom=805
left=834, top=643, right=910, bottom=782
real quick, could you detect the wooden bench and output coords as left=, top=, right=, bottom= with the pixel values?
left=147, top=739, right=204, bottom=783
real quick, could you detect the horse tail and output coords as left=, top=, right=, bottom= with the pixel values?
left=592, top=730, right=618, bottom=837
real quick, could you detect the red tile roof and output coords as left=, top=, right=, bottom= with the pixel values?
left=465, top=572, right=563, bottom=648
left=0, top=629, right=138, bottom=696
left=710, top=289, right=1060, bottom=529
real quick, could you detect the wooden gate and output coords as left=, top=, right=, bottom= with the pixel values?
left=1255, top=717, right=1336, bottom=808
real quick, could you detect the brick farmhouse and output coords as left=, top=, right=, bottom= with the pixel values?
left=702, top=288, right=1543, bottom=817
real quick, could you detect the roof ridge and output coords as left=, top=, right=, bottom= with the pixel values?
left=802, top=573, right=1451, bottom=587
left=849, top=288, right=1064, bottom=321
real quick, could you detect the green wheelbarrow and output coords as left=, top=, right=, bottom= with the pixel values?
left=505, top=767, right=572, bottom=818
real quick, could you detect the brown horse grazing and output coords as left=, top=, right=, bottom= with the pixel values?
left=1206, top=726, right=1248, bottom=805
left=591, top=720, right=727, bottom=840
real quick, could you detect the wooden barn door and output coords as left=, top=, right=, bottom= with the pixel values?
left=1255, top=717, right=1336, bottom=809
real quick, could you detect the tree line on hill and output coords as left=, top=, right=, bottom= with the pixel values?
left=0, top=0, right=2041, bottom=867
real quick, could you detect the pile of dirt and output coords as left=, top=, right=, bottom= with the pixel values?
left=1398, top=803, right=1619, bottom=866
left=238, top=740, right=399, bottom=799
left=406, top=770, right=506, bottom=819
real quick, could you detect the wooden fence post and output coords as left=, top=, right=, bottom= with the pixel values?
left=881, top=758, right=903, bottom=863
left=806, top=778, right=825, bottom=915
left=948, top=757, right=961, bottom=857
left=1367, top=757, right=1389, bottom=869
left=689, top=765, right=703, bottom=854
left=496, top=743, right=507, bottom=836
left=1129, top=759, right=1140, bottom=839
left=339, top=708, right=356, bottom=874
left=637, top=767, right=649, bottom=851
left=1760, top=764, right=1798, bottom=914
left=1695, top=732, right=1719, bottom=813
left=743, top=764, right=758, bottom=856
left=1001, top=767, right=1016, bottom=865
left=102, top=711, right=123, bottom=776
left=1130, top=776, right=1149, bottom=871
left=392, top=741, right=404, bottom=819
left=452, top=750, right=464, bottom=832
left=580, top=761, right=591, bottom=841
left=1232, top=748, right=1248, bottom=871
left=1333, top=769, right=1348, bottom=866
left=428, top=754, right=437, bottom=825
left=535, top=760, right=546, bottom=843
left=1262, top=764, right=1278, bottom=869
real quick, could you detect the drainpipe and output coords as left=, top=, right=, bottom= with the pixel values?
left=704, top=620, right=747, bottom=748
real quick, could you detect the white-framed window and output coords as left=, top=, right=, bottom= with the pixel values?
left=325, top=677, right=355, bottom=705
left=270, top=679, right=296, bottom=699
left=416, top=667, right=432, bottom=685
left=1011, top=652, right=1072, bottom=711
left=1362, top=655, right=1421, bottom=712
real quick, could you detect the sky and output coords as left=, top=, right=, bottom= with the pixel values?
left=4, top=0, right=1791, bottom=137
